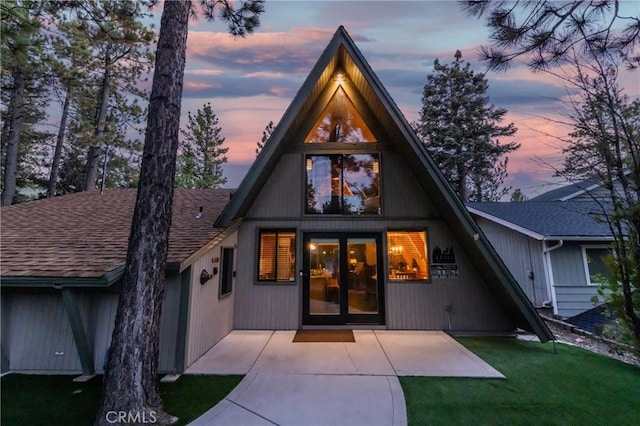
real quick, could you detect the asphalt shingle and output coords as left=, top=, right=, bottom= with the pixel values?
left=0, top=189, right=233, bottom=279
left=467, top=201, right=613, bottom=238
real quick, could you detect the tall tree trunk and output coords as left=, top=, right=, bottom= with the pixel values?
left=84, top=47, right=112, bottom=191
left=94, top=2, right=191, bottom=425
left=1, top=69, right=26, bottom=206
left=47, top=91, right=71, bottom=198
left=457, top=163, right=468, bottom=203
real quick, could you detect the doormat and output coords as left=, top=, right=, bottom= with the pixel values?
left=293, top=329, right=355, bottom=343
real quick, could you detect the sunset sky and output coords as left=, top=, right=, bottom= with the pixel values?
left=163, top=0, right=640, bottom=198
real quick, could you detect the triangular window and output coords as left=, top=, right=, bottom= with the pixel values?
left=305, top=87, right=376, bottom=143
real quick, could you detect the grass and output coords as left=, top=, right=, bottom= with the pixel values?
left=0, top=374, right=242, bottom=426
left=401, top=337, right=640, bottom=426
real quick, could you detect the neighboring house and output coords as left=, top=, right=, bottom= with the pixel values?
left=529, top=173, right=629, bottom=202
left=0, top=27, right=553, bottom=375
left=468, top=200, right=614, bottom=319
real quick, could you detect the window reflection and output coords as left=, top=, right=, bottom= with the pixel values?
left=306, top=154, right=380, bottom=215
left=387, top=231, right=429, bottom=281
left=305, top=87, right=375, bottom=143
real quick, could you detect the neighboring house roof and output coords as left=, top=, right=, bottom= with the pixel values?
left=565, top=304, right=612, bottom=334
left=530, top=177, right=603, bottom=201
left=216, top=26, right=553, bottom=342
left=531, top=171, right=632, bottom=202
left=468, top=201, right=613, bottom=241
left=0, top=188, right=232, bottom=286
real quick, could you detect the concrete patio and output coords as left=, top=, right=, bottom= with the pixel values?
left=186, top=330, right=503, bottom=425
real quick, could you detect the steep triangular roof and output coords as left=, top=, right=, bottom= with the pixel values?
left=216, top=26, right=553, bottom=342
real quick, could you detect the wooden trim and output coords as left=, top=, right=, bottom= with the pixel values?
left=60, top=288, right=95, bottom=375
left=1, top=266, right=125, bottom=288
left=174, top=266, right=191, bottom=372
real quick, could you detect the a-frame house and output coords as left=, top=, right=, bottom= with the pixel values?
left=214, top=26, right=553, bottom=341
left=0, top=27, right=553, bottom=376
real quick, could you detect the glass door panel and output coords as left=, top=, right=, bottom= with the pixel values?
left=303, top=233, right=384, bottom=325
left=308, top=238, right=340, bottom=315
left=347, top=238, right=378, bottom=314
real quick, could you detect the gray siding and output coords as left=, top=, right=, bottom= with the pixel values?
left=550, top=242, right=599, bottom=318
left=550, top=243, right=588, bottom=287
left=246, top=153, right=303, bottom=218
left=185, top=233, right=237, bottom=368
left=2, top=274, right=186, bottom=373
left=555, top=286, right=600, bottom=318
left=3, top=293, right=82, bottom=372
left=386, top=224, right=511, bottom=331
left=234, top=145, right=513, bottom=332
left=159, top=272, right=181, bottom=372
left=474, top=217, right=548, bottom=306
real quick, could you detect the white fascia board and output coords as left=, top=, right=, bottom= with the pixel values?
left=542, top=236, right=614, bottom=242
left=467, top=207, right=544, bottom=240
left=558, top=182, right=602, bottom=201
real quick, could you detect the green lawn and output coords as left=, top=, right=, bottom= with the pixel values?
left=0, top=374, right=242, bottom=426
left=401, top=337, right=640, bottom=426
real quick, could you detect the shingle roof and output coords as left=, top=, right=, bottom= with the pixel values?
left=565, top=304, right=612, bottom=334
left=467, top=201, right=613, bottom=239
left=529, top=177, right=602, bottom=201
left=1, top=188, right=232, bottom=280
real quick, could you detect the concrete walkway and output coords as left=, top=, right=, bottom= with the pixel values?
left=186, top=330, right=503, bottom=426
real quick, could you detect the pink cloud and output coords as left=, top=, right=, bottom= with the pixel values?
left=186, top=27, right=336, bottom=71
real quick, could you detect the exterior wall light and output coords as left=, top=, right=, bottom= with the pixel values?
left=200, top=269, right=213, bottom=285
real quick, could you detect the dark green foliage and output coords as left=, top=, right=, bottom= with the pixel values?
left=558, top=58, right=640, bottom=348
left=402, top=337, right=640, bottom=425
left=96, top=2, right=263, bottom=423
left=176, top=102, right=229, bottom=189
left=416, top=51, right=519, bottom=202
left=0, top=374, right=243, bottom=426
left=509, top=188, right=528, bottom=202
left=462, top=1, right=640, bottom=71
left=256, top=120, right=275, bottom=157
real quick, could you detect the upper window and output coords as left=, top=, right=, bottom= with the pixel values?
left=387, top=231, right=429, bottom=281
left=304, top=87, right=375, bottom=143
left=582, top=246, right=613, bottom=286
left=258, top=230, right=296, bottom=282
left=306, top=154, right=380, bottom=215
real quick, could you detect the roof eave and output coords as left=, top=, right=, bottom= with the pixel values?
left=467, top=207, right=545, bottom=240
left=0, top=265, right=125, bottom=288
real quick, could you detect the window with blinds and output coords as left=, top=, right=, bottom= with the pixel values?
left=258, top=230, right=296, bottom=282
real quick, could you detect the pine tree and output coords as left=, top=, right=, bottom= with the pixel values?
left=510, top=188, right=528, bottom=202
left=462, top=0, right=640, bottom=71
left=95, top=2, right=264, bottom=424
left=416, top=50, right=519, bottom=202
left=176, top=102, right=228, bottom=188
left=256, top=120, right=275, bottom=156
left=0, top=1, right=51, bottom=205
left=558, top=57, right=640, bottom=346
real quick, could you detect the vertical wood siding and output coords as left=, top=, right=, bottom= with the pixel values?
left=233, top=125, right=514, bottom=332
left=90, top=291, right=119, bottom=371
left=234, top=217, right=512, bottom=331
left=185, top=233, right=237, bottom=368
left=4, top=293, right=82, bottom=372
left=3, top=275, right=186, bottom=373
left=246, top=153, right=303, bottom=218
left=550, top=243, right=588, bottom=287
left=158, top=272, right=181, bottom=371
left=474, top=218, right=548, bottom=306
